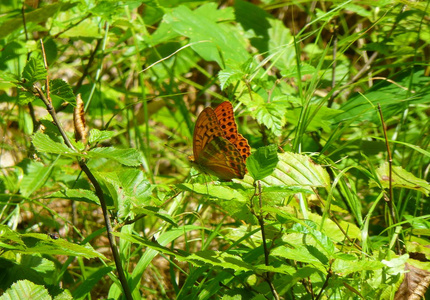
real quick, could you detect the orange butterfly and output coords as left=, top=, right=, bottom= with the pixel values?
left=189, top=101, right=251, bottom=181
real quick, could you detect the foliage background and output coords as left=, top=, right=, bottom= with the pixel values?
left=0, top=0, right=429, bottom=299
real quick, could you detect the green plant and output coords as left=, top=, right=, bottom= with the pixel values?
left=0, top=0, right=429, bottom=299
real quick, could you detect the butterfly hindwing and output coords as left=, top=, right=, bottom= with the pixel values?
left=197, top=136, right=246, bottom=180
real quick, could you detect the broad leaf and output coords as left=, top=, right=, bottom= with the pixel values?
left=247, top=144, right=279, bottom=180
left=49, top=79, right=75, bottom=105
left=32, top=132, right=78, bottom=157
left=22, top=57, right=46, bottom=85
left=88, top=147, right=143, bottom=166
left=262, top=152, right=330, bottom=189
left=49, top=189, right=100, bottom=205
left=373, top=162, right=430, bottom=196
left=0, top=280, right=51, bottom=300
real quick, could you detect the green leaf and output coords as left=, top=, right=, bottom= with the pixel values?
left=333, top=258, right=384, bottom=276
left=48, top=189, right=100, bottom=205
left=19, top=160, right=53, bottom=198
left=88, top=147, right=143, bottom=166
left=291, top=220, right=335, bottom=257
left=186, top=250, right=252, bottom=272
left=0, top=3, right=77, bottom=39
left=335, top=69, right=430, bottom=123
left=177, top=183, right=253, bottom=222
left=32, top=132, right=78, bottom=157
left=272, top=243, right=327, bottom=266
left=286, top=105, right=343, bottom=133
left=164, top=4, right=250, bottom=68
left=132, top=206, right=177, bottom=227
left=247, top=144, right=279, bottom=180
left=22, top=57, right=47, bottom=85
left=18, top=233, right=106, bottom=259
left=373, top=162, right=430, bottom=196
left=0, top=280, right=51, bottom=300
left=49, top=79, right=75, bottom=105
left=251, top=100, right=286, bottom=137
left=0, top=225, right=26, bottom=250
left=18, top=90, right=38, bottom=105
left=96, top=168, right=153, bottom=219
left=261, top=152, right=330, bottom=189
left=178, top=183, right=248, bottom=202
left=218, top=67, right=244, bottom=90
left=88, top=129, right=116, bottom=144
left=72, top=267, right=113, bottom=299
left=267, top=18, right=295, bottom=70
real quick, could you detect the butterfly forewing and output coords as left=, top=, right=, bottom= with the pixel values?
left=214, top=102, right=251, bottom=162
left=192, top=107, right=225, bottom=161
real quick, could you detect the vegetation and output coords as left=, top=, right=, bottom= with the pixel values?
left=0, top=0, right=429, bottom=299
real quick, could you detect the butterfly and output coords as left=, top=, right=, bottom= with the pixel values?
left=189, top=101, right=251, bottom=181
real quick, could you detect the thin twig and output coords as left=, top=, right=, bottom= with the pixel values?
left=327, top=18, right=337, bottom=108
left=22, top=5, right=39, bottom=133
left=34, top=43, right=133, bottom=299
left=256, top=181, right=280, bottom=300
left=315, top=260, right=333, bottom=300
left=377, top=104, right=401, bottom=255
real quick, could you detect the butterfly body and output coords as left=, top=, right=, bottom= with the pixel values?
left=189, top=102, right=250, bottom=181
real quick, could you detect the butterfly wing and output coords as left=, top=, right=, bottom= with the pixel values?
left=214, top=102, right=251, bottom=162
left=192, top=107, right=225, bottom=161
left=197, top=136, right=247, bottom=180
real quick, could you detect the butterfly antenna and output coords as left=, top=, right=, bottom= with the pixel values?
left=164, top=143, right=188, bottom=156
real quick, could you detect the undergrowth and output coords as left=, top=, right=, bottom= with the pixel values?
left=0, top=1, right=429, bottom=299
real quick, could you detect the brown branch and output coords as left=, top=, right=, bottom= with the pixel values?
left=256, top=181, right=280, bottom=300
left=32, top=44, right=133, bottom=300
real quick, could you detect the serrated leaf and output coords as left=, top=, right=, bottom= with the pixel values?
left=177, top=183, right=248, bottom=202
left=333, top=258, right=384, bottom=276
left=373, top=162, right=430, bottom=196
left=19, top=160, right=53, bottom=198
left=253, top=263, right=296, bottom=275
left=272, top=244, right=326, bottom=266
left=49, top=189, right=99, bottom=205
left=247, top=144, right=279, bottom=180
left=177, top=183, right=253, bottom=222
left=32, top=132, right=79, bottom=157
left=291, top=220, right=335, bottom=257
left=88, top=147, right=143, bottom=166
left=88, top=129, right=116, bottom=144
left=22, top=57, right=47, bottom=85
left=97, top=168, right=153, bottom=219
left=50, top=79, right=75, bottom=105
left=18, top=90, right=38, bottom=105
left=0, top=280, right=51, bottom=300
left=261, top=152, right=330, bottom=189
left=186, top=250, right=252, bottom=272
left=18, top=233, right=106, bottom=259
left=218, top=68, right=244, bottom=90
left=115, top=233, right=184, bottom=258
left=252, top=101, right=286, bottom=137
